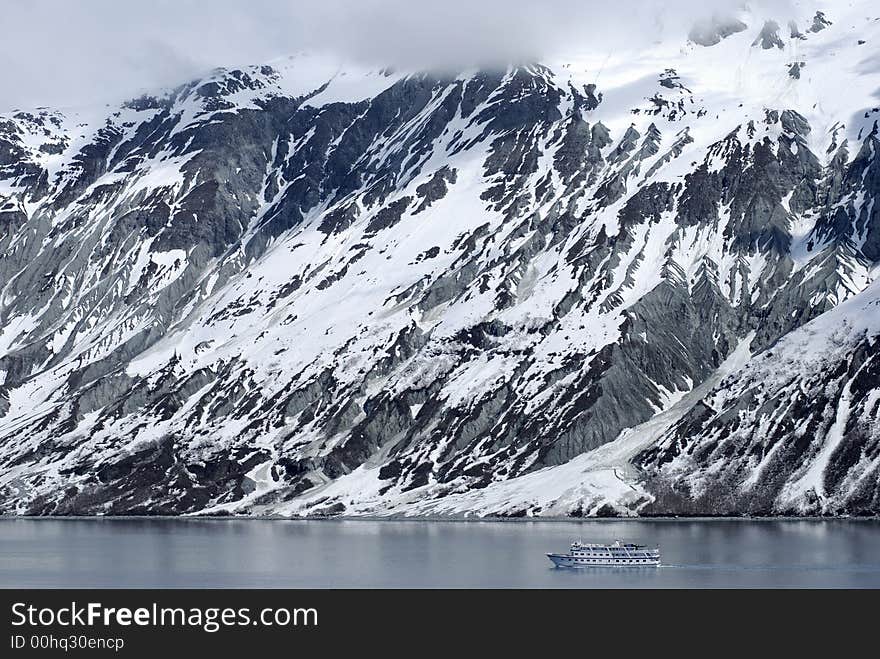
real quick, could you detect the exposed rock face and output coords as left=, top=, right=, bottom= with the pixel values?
left=809, top=11, right=832, bottom=33
left=1, top=5, right=880, bottom=517
left=753, top=21, right=786, bottom=50
left=689, top=16, right=748, bottom=47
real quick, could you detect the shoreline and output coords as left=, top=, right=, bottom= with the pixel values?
left=1, top=515, right=878, bottom=523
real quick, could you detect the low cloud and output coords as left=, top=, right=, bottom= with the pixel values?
left=0, top=0, right=799, bottom=110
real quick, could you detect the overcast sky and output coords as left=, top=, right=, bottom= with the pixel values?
left=0, top=0, right=795, bottom=110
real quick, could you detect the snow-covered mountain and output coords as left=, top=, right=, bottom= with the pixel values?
left=1, top=2, right=879, bottom=516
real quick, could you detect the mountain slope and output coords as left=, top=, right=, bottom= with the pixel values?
left=638, top=279, right=880, bottom=516
left=1, top=2, right=879, bottom=516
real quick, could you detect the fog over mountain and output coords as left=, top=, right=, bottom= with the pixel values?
left=1, top=0, right=879, bottom=517
left=3, top=0, right=796, bottom=109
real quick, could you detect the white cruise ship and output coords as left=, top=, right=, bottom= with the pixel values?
left=547, top=541, right=660, bottom=568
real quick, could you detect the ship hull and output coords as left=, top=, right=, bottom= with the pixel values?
left=547, top=553, right=660, bottom=568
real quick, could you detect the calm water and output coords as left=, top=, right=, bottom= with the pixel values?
left=1, top=518, right=879, bottom=588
